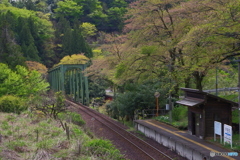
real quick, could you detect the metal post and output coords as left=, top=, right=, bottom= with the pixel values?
left=54, top=70, right=56, bottom=91
left=60, top=65, right=65, bottom=92
left=80, top=71, right=83, bottom=103
left=78, top=71, right=81, bottom=103
left=76, top=70, right=79, bottom=102
left=85, top=77, right=89, bottom=105
left=84, top=72, right=89, bottom=105
left=72, top=69, right=76, bottom=101
left=73, top=69, right=76, bottom=101
left=70, top=70, right=72, bottom=96
left=169, top=95, right=172, bottom=123
left=154, top=92, right=160, bottom=116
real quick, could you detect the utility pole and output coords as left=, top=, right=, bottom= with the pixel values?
left=154, top=92, right=160, bottom=117
left=169, top=94, right=172, bottom=123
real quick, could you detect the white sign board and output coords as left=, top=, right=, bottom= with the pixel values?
left=224, top=124, right=232, bottom=148
left=214, top=121, right=222, bottom=135
left=214, top=121, right=222, bottom=143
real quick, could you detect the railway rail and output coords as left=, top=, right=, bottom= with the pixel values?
left=67, top=100, right=174, bottom=160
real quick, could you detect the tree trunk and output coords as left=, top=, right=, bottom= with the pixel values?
left=184, top=77, right=191, bottom=88
left=193, top=71, right=205, bottom=91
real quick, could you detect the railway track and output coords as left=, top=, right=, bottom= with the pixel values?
left=67, top=100, right=174, bottom=160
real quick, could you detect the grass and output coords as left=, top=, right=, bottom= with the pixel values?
left=155, top=115, right=188, bottom=130
left=0, top=111, right=126, bottom=160
left=154, top=106, right=188, bottom=130
left=208, top=134, right=240, bottom=151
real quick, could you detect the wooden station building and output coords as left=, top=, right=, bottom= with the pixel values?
left=176, top=88, right=238, bottom=139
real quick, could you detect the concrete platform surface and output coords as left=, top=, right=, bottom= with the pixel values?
left=135, top=119, right=240, bottom=160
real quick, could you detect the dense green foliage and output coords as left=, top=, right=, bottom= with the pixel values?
left=232, top=109, right=239, bottom=124
left=155, top=106, right=188, bottom=130
left=89, top=79, right=106, bottom=98
left=89, top=0, right=240, bottom=96
left=0, top=2, right=95, bottom=68
left=0, top=63, right=49, bottom=97
left=10, top=0, right=128, bottom=32
left=106, top=81, right=169, bottom=120
left=0, top=5, right=54, bottom=67
left=85, top=139, right=123, bottom=159
left=0, top=95, right=26, bottom=114
left=172, top=106, right=188, bottom=122
left=0, top=63, right=49, bottom=114
left=1, top=0, right=240, bottom=126
left=55, top=17, right=93, bottom=59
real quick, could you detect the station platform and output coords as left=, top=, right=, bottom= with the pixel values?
left=134, top=119, right=240, bottom=160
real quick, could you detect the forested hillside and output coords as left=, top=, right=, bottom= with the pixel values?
left=0, top=0, right=130, bottom=68
left=1, top=0, right=240, bottom=109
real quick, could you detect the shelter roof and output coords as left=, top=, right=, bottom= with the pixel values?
left=176, top=88, right=238, bottom=108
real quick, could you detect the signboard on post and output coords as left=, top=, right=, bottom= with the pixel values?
left=224, top=124, right=232, bottom=148
left=214, top=121, right=222, bottom=143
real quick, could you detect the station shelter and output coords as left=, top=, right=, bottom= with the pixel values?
left=176, top=88, right=238, bottom=139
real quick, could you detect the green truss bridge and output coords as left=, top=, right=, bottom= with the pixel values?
left=48, top=64, right=89, bottom=105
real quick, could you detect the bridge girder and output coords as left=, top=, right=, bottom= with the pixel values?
left=48, top=64, right=89, bottom=105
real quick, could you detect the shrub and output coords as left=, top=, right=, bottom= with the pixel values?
left=85, top=139, right=123, bottom=159
left=86, top=139, right=115, bottom=154
left=72, top=126, right=83, bottom=137
left=172, top=121, right=188, bottom=130
left=58, top=111, right=85, bottom=126
left=172, top=106, right=187, bottom=121
left=29, top=91, right=67, bottom=119
left=0, top=95, right=26, bottom=114
left=0, top=63, right=49, bottom=97
left=232, top=109, right=239, bottom=124
left=69, top=112, right=85, bottom=126
left=155, top=116, right=169, bottom=123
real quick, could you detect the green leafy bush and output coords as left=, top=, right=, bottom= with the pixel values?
left=155, top=116, right=169, bottom=123
left=172, top=121, right=188, bottom=130
left=0, top=63, right=49, bottom=98
left=29, top=91, right=67, bottom=119
left=69, top=112, right=85, bottom=126
left=0, top=95, right=26, bottom=114
left=58, top=111, right=85, bottom=126
left=72, top=126, right=83, bottom=137
left=172, top=106, right=187, bottom=121
left=107, top=81, right=168, bottom=121
left=232, top=109, right=239, bottom=124
left=85, top=139, right=123, bottom=159
left=156, top=106, right=188, bottom=130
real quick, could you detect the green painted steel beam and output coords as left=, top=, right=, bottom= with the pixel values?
left=79, top=72, right=84, bottom=103
left=84, top=64, right=89, bottom=105
left=48, top=64, right=89, bottom=105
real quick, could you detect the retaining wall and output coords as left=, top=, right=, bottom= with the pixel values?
left=135, top=123, right=212, bottom=160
